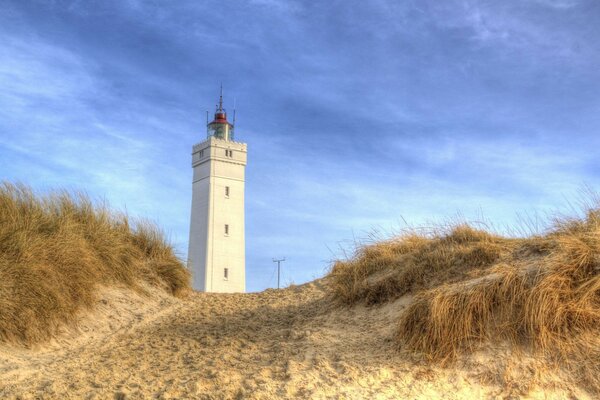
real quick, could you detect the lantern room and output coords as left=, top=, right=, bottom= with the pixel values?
left=207, top=88, right=234, bottom=141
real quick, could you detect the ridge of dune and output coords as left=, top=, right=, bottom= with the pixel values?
left=0, top=279, right=589, bottom=399
left=0, top=284, right=180, bottom=388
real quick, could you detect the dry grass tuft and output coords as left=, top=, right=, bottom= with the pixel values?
left=0, top=182, right=190, bottom=345
left=328, top=207, right=600, bottom=392
left=329, top=225, right=510, bottom=305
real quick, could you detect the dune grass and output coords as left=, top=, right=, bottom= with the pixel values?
left=329, top=225, right=512, bottom=305
left=329, top=210, right=600, bottom=391
left=0, top=182, right=190, bottom=345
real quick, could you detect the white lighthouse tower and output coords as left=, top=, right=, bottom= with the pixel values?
left=188, top=89, right=247, bottom=292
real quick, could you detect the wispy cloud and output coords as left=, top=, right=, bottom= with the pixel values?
left=532, top=0, right=582, bottom=9
left=0, top=28, right=193, bottom=252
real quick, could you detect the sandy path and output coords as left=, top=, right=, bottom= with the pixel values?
left=0, top=280, right=590, bottom=399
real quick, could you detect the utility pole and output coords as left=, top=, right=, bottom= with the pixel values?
left=272, top=258, right=286, bottom=289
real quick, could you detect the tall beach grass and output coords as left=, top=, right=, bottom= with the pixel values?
left=329, top=208, right=600, bottom=391
left=0, top=182, right=190, bottom=345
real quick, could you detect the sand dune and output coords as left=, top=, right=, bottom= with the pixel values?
left=0, top=279, right=590, bottom=399
left=2, top=183, right=597, bottom=398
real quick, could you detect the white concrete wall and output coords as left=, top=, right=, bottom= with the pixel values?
left=188, top=137, right=247, bottom=293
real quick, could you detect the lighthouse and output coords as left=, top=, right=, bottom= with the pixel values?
left=188, top=88, right=247, bottom=292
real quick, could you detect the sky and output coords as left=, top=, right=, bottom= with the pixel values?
left=1, top=0, right=599, bottom=291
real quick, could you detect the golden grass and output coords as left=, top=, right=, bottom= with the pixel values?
left=329, top=225, right=511, bottom=305
left=328, top=210, right=600, bottom=392
left=0, top=182, right=190, bottom=345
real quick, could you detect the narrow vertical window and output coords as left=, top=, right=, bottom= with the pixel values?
left=225, top=186, right=230, bottom=197
left=224, top=224, right=229, bottom=235
left=224, top=268, right=229, bottom=280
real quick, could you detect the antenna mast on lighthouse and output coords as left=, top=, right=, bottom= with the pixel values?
left=218, top=83, right=224, bottom=112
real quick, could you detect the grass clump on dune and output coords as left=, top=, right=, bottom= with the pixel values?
left=329, top=210, right=600, bottom=392
left=329, top=225, right=511, bottom=305
left=0, top=182, right=190, bottom=345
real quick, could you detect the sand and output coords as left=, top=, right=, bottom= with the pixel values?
left=0, top=280, right=592, bottom=399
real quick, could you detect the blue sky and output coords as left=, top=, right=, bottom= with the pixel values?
left=1, top=0, right=599, bottom=291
